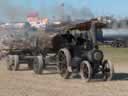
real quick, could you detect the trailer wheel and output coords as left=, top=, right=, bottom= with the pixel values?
left=33, top=55, right=44, bottom=74
left=57, top=48, right=72, bottom=79
left=103, top=60, right=114, bottom=81
left=80, top=61, right=92, bottom=82
left=8, top=55, right=19, bottom=71
left=13, top=55, right=20, bottom=71
left=7, top=55, right=14, bottom=71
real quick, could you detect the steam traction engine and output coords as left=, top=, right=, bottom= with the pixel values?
left=33, top=19, right=114, bottom=81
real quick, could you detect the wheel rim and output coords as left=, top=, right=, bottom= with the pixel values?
left=82, top=64, right=89, bottom=78
left=80, top=61, right=92, bottom=81
left=7, top=56, right=13, bottom=70
left=33, top=56, right=44, bottom=74
left=103, top=60, right=113, bottom=81
left=33, top=58, right=38, bottom=73
left=58, top=51, right=67, bottom=77
left=11, top=55, right=19, bottom=71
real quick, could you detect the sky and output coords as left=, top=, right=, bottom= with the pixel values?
left=0, top=0, right=128, bottom=22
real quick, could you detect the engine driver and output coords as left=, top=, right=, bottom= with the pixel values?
left=76, top=33, right=86, bottom=46
left=63, top=30, right=75, bottom=44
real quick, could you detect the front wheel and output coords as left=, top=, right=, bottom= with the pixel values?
left=33, top=55, right=45, bottom=74
left=80, top=61, right=92, bottom=82
left=103, top=60, right=114, bottom=81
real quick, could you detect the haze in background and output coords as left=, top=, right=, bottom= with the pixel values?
left=0, top=0, right=128, bottom=22
left=0, top=0, right=93, bottom=22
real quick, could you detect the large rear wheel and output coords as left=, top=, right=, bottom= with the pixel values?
left=57, top=48, right=72, bottom=79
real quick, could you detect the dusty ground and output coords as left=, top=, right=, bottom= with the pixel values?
left=0, top=47, right=128, bottom=96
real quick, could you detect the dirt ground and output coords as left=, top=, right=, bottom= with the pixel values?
left=0, top=48, right=128, bottom=96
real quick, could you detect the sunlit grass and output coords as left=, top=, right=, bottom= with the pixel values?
left=100, top=46, right=128, bottom=64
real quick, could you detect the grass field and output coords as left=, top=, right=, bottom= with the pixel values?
left=100, top=46, right=128, bottom=74
left=101, top=46, right=128, bottom=65
left=0, top=47, right=128, bottom=96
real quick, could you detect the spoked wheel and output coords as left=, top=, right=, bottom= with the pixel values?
left=80, top=61, right=92, bottom=82
left=7, top=55, right=14, bottom=71
left=103, top=60, right=114, bottom=81
left=33, top=55, right=45, bottom=74
left=7, top=55, right=19, bottom=71
left=57, top=48, right=72, bottom=79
